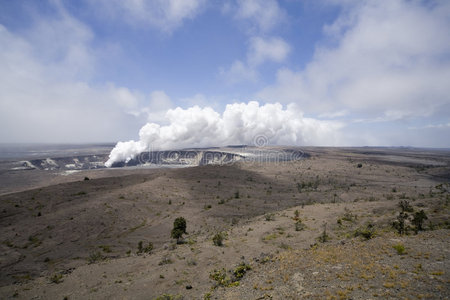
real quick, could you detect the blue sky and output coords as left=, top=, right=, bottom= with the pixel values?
left=1, top=0, right=449, bottom=147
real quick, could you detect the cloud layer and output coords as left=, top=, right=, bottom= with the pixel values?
left=92, top=0, right=206, bottom=33
left=0, top=9, right=148, bottom=143
left=105, top=101, right=342, bottom=166
left=258, top=0, right=450, bottom=121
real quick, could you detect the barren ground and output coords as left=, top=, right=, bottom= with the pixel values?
left=0, top=147, right=449, bottom=299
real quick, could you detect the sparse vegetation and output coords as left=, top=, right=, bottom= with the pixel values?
left=297, top=180, right=319, bottom=192
left=209, top=263, right=251, bottom=288
left=337, top=208, right=357, bottom=224
left=393, top=200, right=429, bottom=235
left=158, top=255, right=173, bottom=265
left=186, top=258, right=197, bottom=266
left=318, top=224, right=329, bottom=243
left=137, top=241, right=153, bottom=254
left=1, top=147, right=448, bottom=299
left=265, top=213, right=275, bottom=221
left=88, top=251, right=106, bottom=264
left=154, top=294, right=183, bottom=300
left=98, top=245, right=111, bottom=253
left=49, top=273, right=63, bottom=284
left=233, top=262, right=251, bottom=279
left=354, top=223, right=375, bottom=240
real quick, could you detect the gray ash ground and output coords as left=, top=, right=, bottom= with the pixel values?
left=0, top=145, right=449, bottom=299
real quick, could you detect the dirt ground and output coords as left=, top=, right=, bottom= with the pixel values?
left=0, top=147, right=449, bottom=299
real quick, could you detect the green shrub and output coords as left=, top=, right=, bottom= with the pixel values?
left=213, top=232, right=224, bottom=246
left=137, top=241, right=153, bottom=254
left=295, top=220, right=305, bottom=231
left=412, top=210, right=428, bottom=233
left=209, top=268, right=229, bottom=286
left=354, top=223, right=375, bottom=240
left=209, top=263, right=251, bottom=288
left=99, top=245, right=111, bottom=253
left=233, top=263, right=251, bottom=279
left=265, top=213, right=275, bottom=221
left=393, top=243, right=406, bottom=255
left=393, top=211, right=409, bottom=235
left=49, top=273, right=63, bottom=284
left=342, top=209, right=357, bottom=222
left=88, top=251, right=105, bottom=264
left=318, top=224, right=329, bottom=243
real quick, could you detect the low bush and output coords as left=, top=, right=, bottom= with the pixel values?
left=265, top=213, right=275, bottom=221
left=137, top=241, right=153, bottom=254
left=393, top=243, right=406, bottom=255
left=233, top=263, right=251, bottom=279
left=295, top=220, right=305, bottom=231
left=213, top=232, right=225, bottom=246
left=49, top=273, right=63, bottom=284
left=398, top=200, right=413, bottom=212
left=88, top=251, right=105, bottom=264
left=354, top=223, right=375, bottom=240
left=318, top=225, right=329, bottom=243
left=412, top=210, right=428, bottom=233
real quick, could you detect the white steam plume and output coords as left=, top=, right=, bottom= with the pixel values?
left=105, top=101, right=342, bottom=167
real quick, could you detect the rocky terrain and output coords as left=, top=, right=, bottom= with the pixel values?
left=0, top=147, right=449, bottom=299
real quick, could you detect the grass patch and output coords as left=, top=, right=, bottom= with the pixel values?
left=88, top=251, right=106, bottom=264
left=263, top=233, right=278, bottom=242
left=392, top=243, right=406, bottom=255
left=49, top=273, right=63, bottom=284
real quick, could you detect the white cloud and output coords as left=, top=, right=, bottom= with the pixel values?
left=220, top=36, right=291, bottom=84
left=106, top=101, right=344, bottom=166
left=113, top=86, right=141, bottom=109
left=248, top=36, right=290, bottom=66
left=409, top=123, right=450, bottom=130
left=220, top=1, right=290, bottom=85
left=234, top=0, right=285, bottom=33
left=0, top=10, right=154, bottom=143
left=92, top=0, right=206, bottom=33
left=257, top=0, right=450, bottom=120
left=219, top=60, right=258, bottom=84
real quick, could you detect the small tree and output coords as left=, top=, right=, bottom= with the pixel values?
left=171, top=217, right=187, bottom=244
left=393, top=211, right=409, bottom=235
left=412, top=210, right=428, bottom=233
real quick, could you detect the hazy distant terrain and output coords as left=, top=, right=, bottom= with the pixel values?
left=0, top=146, right=449, bottom=299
